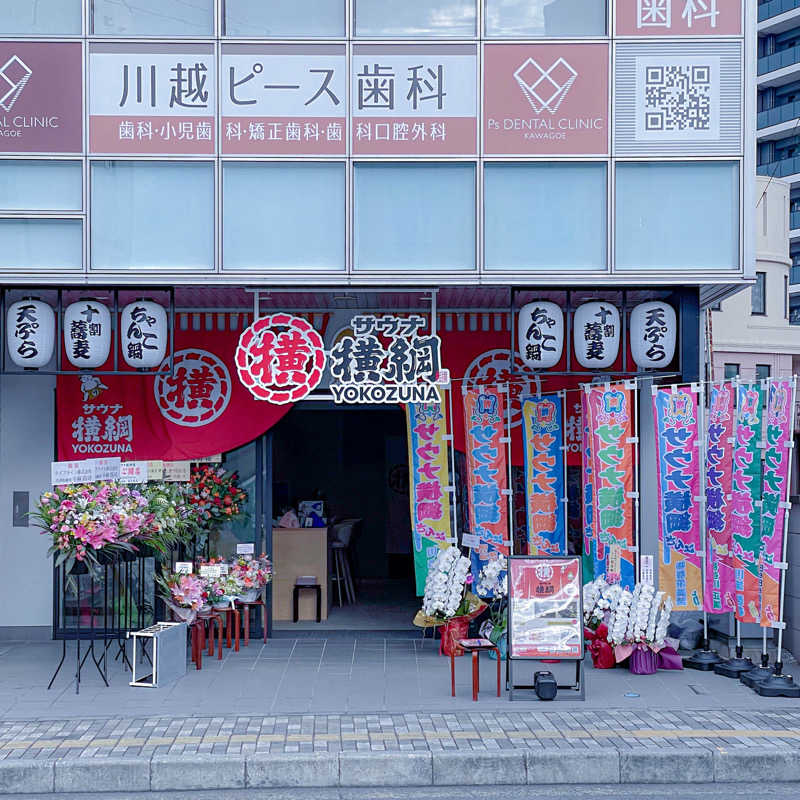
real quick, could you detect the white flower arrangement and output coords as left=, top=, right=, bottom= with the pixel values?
left=422, top=546, right=471, bottom=619
left=476, top=554, right=507, bottom=598
left=583, top=575, right=673, bottom=650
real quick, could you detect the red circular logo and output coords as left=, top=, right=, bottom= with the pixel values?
left=235, top=313, right=325, bottom=404
left=154, top=349, right=232, bottom=428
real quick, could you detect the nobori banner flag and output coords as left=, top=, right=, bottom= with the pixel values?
left=759, top=378, right=795, bottom=628
left=584, top=384, right=635, bottom=590
left=731, top=382, right=765, bottom=624
left=653, top=386, right=703, bottom=611
left=704, top=382, right=736, bottom=613
left=406, top=391, right=453, bottom=596
left=581, top=391, right=598, bottom=580
left=522, top=395, right=566, bottom=556
left=463, top=387, right=510, bottom=587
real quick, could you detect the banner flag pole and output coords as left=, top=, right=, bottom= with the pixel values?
left=685, top=380, right=723, bottom=670
left=755, top=375, right=800, bottom=697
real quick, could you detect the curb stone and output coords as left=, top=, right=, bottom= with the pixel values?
left=0, top=760, right=53, bottom=794
left=1, top=746, right=800, bottom=793
left=54, top=758, right=149, bottom=793
left=527, top=748, right=621, bottom=784
left=714, top=748, right=800, bottom=783
left=432, top=751, right=527, bottom=786
left=619, top=747, right=713, bottom=784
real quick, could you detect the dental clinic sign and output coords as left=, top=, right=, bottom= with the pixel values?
left=0, top=42, right=82, bottom=153
left=483, top=43, right=609, bottom=156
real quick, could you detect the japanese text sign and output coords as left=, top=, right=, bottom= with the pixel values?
left=630, top=301, right=677, bottom=369
left=518, top=301, right=564, bottom=370
left=120, top=460, right=148, bottom=484
left=0, top=42, right=82, bottom=154
left=406, top=392, right=452, bottom=595
left=653, top=386, right=702, bottom=611
left=704, top=382, right=736, bottom=613
left=330, top=315, right=442, bottom=404
left=222, top=44, right=345, bottom=155
left=616, top=0, right=742, bottom=36
left=585, top=384, right=635, bottom=589
left=508, top=556, right=582, bottom=660
left=759, top=378, right=794, bottom=628
left=352, top=44, right=477, bottom=156
left=51, top=460, right=95, bottom=486
left=731, top=382, right=764, bottom=624
left=484, top=43, right=609, bottom=156
left=6, top=300, right=55, bottom=369
left=522, top=395, right=566, bottom=556
left=463, top=388, right=509, bottom=584
left=90, top=43, right=215, bottom=155
left=574, top=302, right=621, bottom=370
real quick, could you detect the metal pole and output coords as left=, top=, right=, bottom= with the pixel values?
left=697, top=380, right=710, bottom=649
left=630, top=378, right=641, bottom=583
left=504, top=382, right=514, bottom=557
left=774, top=375, right=798, bottom=675
left=446, top=385, right=459, bottom=548
left=561, top=389, right=568, bottom=557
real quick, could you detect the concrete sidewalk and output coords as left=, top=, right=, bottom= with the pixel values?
left=1, top=637, right=800, bottom=792
left=2, top=707, right=800, bottom=792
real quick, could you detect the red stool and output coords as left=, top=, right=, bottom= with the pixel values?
left=450, top=638, right=501, bottom=702
left=222, top=607, right=240, bottom=651
left=236, top=599, right=267, bottom=645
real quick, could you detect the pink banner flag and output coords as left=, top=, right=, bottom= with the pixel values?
left=653, top=386, right=703, bottom=611
left=704, top=382, right=736, bottom=613
left=759, top=378, right=795, bottom=627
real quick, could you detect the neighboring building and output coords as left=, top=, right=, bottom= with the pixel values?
left=0, top=1, right=753, bottom=638
left=757, top=0, right=800, bottom=318
left=711, top=176, right=796, bottom=383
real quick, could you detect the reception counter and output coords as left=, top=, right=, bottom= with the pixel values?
left=272, top=527, right=329, bottom=621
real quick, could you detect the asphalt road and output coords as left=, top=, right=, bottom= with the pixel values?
left=5, top=785, right=800, bottom=800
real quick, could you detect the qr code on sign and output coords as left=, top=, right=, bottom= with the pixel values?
left=644, top=64, right=711, bottom=132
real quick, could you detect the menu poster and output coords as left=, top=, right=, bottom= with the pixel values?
left=507, top=555, right=583, bottom=660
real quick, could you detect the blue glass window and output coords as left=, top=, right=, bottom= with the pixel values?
left=0, top=220, right=82, bottom=270
left=485, top=162, right=606, bottom=270
left=224, top=0, right=344, bottom=36
left=223, top=162, right=345, bottom=270
left=354, top=162, right=475, bottom=271
left=615, top=161, right=739, bottom=270
left=0, top=161, right=81, bottom=212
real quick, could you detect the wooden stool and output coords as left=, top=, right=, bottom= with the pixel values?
left=221, top=607, right=240, bottom=652
left=293, top=583, right=321, bottom=623
left=236, top=598, right=267, bottom=645
left=451, top=638, right=501, bottom=702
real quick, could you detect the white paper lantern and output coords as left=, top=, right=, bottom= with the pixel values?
left=630, top=301, right=677, bottom=369
left=121, top=300, right=168, bottom=369
left=573, top=301, right=620, bottom=369
left=6, top=299, right=55, bottom=369
left=64, top=300, right=111, bottom=369
left=518, top=301, right=563, bottom=369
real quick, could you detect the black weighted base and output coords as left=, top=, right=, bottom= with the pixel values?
left=754, top=673, right=800, bottom=698
left=714, top=656, right=754, bottom=678
left=684, top=649, right=723, bottom=671
left=741, top=665, right=774, bottom=688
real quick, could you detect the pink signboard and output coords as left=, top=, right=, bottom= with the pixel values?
left=90, top=44, right=215, bottom=155
left=352, top=45, right=477, bottom=156
left=616, top=0, right=742, bottom=36
left=0, top=41, right=82, bottom=153
left=483, top=43, right=609, bottom=156
left=222, top=44, right=346, bottom=156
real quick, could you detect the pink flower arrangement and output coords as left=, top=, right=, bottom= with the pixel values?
left=34, top=482, right=154, bottom=574
left=229, top=555, right=272, bottom=589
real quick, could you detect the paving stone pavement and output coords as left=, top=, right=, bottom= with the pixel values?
left=1, top=638, right=800, bottom=791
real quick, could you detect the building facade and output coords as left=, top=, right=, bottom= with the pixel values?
left=711, top=176, right=797, bottom=384
left=756, top=0, right=800, bottom=320
left=0, top=0, right=754, bottom=637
